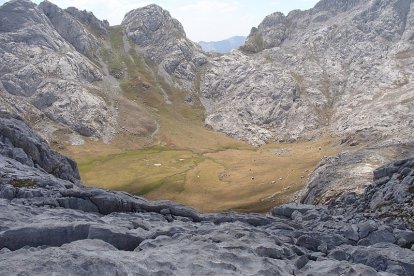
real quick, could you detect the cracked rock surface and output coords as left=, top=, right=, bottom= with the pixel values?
left=1, top=0, right=414, bottom=274
left=0, top=0, right=116, bottom=142
left=201, top=0, right=414, bottom=145
left=1, top=115, right=414, bottom=275
left=122, top=4, right=207, bottom=93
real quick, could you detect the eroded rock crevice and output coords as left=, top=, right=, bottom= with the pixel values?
left=0, top=113, right=413, bottom=275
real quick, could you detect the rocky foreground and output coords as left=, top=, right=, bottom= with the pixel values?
left=1, top=113, right=414, bottom=275
left=1, top=0, right=414, bottom=205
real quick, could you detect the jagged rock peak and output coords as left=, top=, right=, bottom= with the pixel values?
left=242, top=11, right=288, bottom=53
left=39, top=1, right=109, bottom=36
left=122, top=3, right=207, bottom=92
left=122, top=4, right=187, bottom=47
left=241, top=0, right=365, bottom=53
left=0, top=0, right=35, bottom=9
left=38, top=0, right=106, bottom=58
left=260, top=12, right=286, bottom=28
left=65, top=6, right=109, bottom=36
left=0, top=0, right=49, bottom=32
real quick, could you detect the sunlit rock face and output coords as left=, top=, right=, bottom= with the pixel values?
left=122, top=4, right=207, bottom=93
left=201, top=0, right=414, bottom=145
left=0, top=0, right=116, bottom=142
left=0, top=0, right=414, bottom=274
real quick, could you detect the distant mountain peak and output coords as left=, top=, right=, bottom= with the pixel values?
left=122, top=3, right=187, bottom=46
left=198, top=36, right=246, bottom=53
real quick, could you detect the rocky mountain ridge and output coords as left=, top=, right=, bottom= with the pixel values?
left=203, top=0, right=414, bottom=145
left=0, top=0, right=115, bottom=142
left=0, top=112, right=414, bottom=275
left=195, top=0, right=414, bottom=202
left=1, top=0, right=413, bottom=148
left=1, top=0, right=414, bottom=273
left=0, top=0, right=159, bottom=145
left=122, top=4, right=207, bottom=94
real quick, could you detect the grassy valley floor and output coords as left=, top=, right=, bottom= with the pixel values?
left=62, top=26, right=341, bottom=213
left=65, top=137, right=339, bottom=213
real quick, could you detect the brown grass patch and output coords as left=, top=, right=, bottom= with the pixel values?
left=67, top=137, right=340, bottom=213
left=63, top=26, right=342, bottom=213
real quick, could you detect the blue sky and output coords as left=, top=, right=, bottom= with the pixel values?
left=1, top=0, right=320, bottom=41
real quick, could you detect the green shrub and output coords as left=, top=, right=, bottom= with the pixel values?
left=10, top=179, right=37, bottom=188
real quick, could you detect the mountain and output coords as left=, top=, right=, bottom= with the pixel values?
left=198, top=36, right=246, bottom=53
left=0, top=0, right=157, bottom=145
left=203, top=0, right=414, bottom=146
left=0, top=0, right=412, bottom=206
left=4, top=0, right=413, bottom=148
left=1, top=0, right=414, bottom=273
left=199, top=0, right=414, bottom=202
left=122, top=4, right=207, bottom=93
left=0, top=1, right=209, bottom=146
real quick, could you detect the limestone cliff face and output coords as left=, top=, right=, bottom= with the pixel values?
left=0, top=1, right=201, bottom=144
left=3, top=0, right=413, bottom=147
left=202, top=0, right=414, bottom=145
left=122, top=4, right=207, bottom=93
left=0, top=0, right=116, bottom=142
left=38, top=1, right=106, bottom=59
left=195, top=0, right=414, bottom=201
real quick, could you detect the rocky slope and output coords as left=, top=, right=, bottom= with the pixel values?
left=0, top=0, right=116, bottom=141
left=1, top=112, right=414, bottom=275
left=0, top=0, right=213, bottom=146
left=297, top=143, right=414, bottom=205
left=197, top=0, right=414, bottom=203
left=0, top=0, right=159, bottom=145
left=1, top=1, right=414, bottom=273
left=201, top=0, right=414, bottom=146
left=1, top=0, right=413, bottom=148
left=122, top=4, right=207, bottom=94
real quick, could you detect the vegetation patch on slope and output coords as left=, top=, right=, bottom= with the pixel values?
left=64, top=27, right=341, bottom=213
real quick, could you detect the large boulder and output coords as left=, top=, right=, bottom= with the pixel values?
left=0, top=112, right=80, bottom=182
